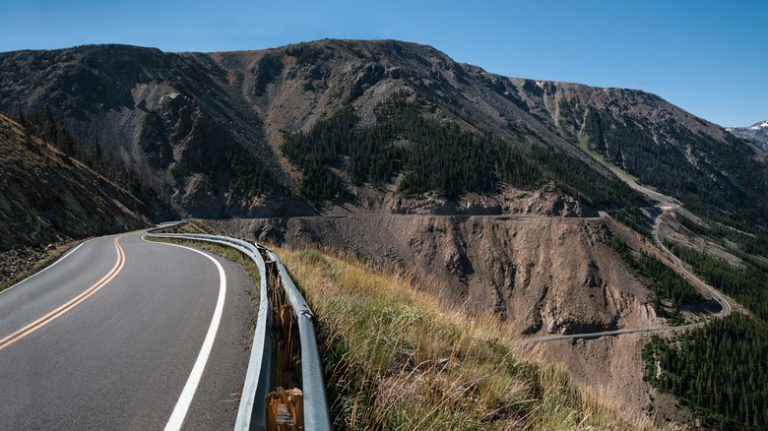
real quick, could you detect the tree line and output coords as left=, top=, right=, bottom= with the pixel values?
left=665, top=241, right=768, bottom=320
left=643, top=315, right=768, bottom=430
left=644, top=241, right=768, bottom=429
left=283, top=92, right=649, bottom=209
left=610, top=239, right=706, bottom=325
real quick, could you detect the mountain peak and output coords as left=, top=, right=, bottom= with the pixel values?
left=728, top=119, right=768, bottom=151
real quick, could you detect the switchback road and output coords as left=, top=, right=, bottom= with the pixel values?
left=523, top=152, right=735, bottom=344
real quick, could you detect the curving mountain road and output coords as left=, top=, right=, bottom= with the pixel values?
left=523, top=153, right=734, bottom=344
left=0, top=230, right=255, bottom=430
left=652, top=205, right=732, bottom=316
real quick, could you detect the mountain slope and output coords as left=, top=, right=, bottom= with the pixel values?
left=728, top=119, right=768, bottom=150
left=2, top=40, right=764, bottom=230
left=3, top=40, right=765, bottom=427
left=0, top=113, right=149, bottom=250
left=0, top=45, right=300, bottom=218
left=519, top=83, right=768, bottom=228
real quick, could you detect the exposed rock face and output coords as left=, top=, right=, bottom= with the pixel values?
left=385, top=186, right=592, bottom=217
left=1, top=40, right=764, bottom=224
left=0, top=114, right=149, bottom=250
left=207, top=212, right=654, bottom=336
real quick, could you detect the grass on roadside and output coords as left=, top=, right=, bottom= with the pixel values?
left=276, top=247, right=657, bottom=431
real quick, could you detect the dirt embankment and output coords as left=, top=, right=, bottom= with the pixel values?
left=207, top=211, right=662, bottom=420
left=209, top=213, right=656, bottom=336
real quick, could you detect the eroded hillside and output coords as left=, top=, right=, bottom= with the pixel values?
left=0, top=114, right=149, bottom=250
left=208, top=210, right=657, bottom=337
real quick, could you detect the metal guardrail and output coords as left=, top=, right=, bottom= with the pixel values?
left=265, top=249, right=331, bottom=430
left=145, top=228, right=331, bottom=431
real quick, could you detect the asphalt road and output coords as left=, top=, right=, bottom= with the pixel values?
left=652, top=206, right=733, bottom=316
left=523, top=155, right=734, bottom=345
left=0, top=230, right=256, bottom=430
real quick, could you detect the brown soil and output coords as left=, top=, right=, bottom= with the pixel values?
left=209, top=212, right=657, bottom=336
left=205, top=201, right=666, bottom=423
left=539, top=334, right=651, bottom=421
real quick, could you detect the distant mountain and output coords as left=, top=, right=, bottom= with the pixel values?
left=0, top=114, right=149, bottom=250
left=728, top=119, right=768, bottom=150
left=0, top=40, right=765, bottom=230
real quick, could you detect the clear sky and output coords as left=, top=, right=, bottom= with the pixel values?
left=1, top=0, right=765, bottom=127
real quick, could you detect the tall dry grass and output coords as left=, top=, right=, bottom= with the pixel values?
left=277, top=247, right=659, bottom=431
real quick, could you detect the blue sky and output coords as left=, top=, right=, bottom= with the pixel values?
left=1, top=0, right=765, bottom=126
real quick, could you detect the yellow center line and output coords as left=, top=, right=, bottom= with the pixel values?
left=0, top=235, right=127, bottom=351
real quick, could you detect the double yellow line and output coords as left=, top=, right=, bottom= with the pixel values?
left=0, top=235, right=127, bottom=352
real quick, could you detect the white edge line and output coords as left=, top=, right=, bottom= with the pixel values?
left=142, top=236, right=227, bottom=431
left=0, top=240, right=89, bottom=296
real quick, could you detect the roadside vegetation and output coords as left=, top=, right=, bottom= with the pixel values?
left=609, top=238, right=706, bottom=325
left=277, top=247, right=655, bottom=430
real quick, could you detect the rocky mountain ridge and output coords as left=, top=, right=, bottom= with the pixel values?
left=1, top=40, right=764, bottom=229
left=728, top=119, right=768, bottom=150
